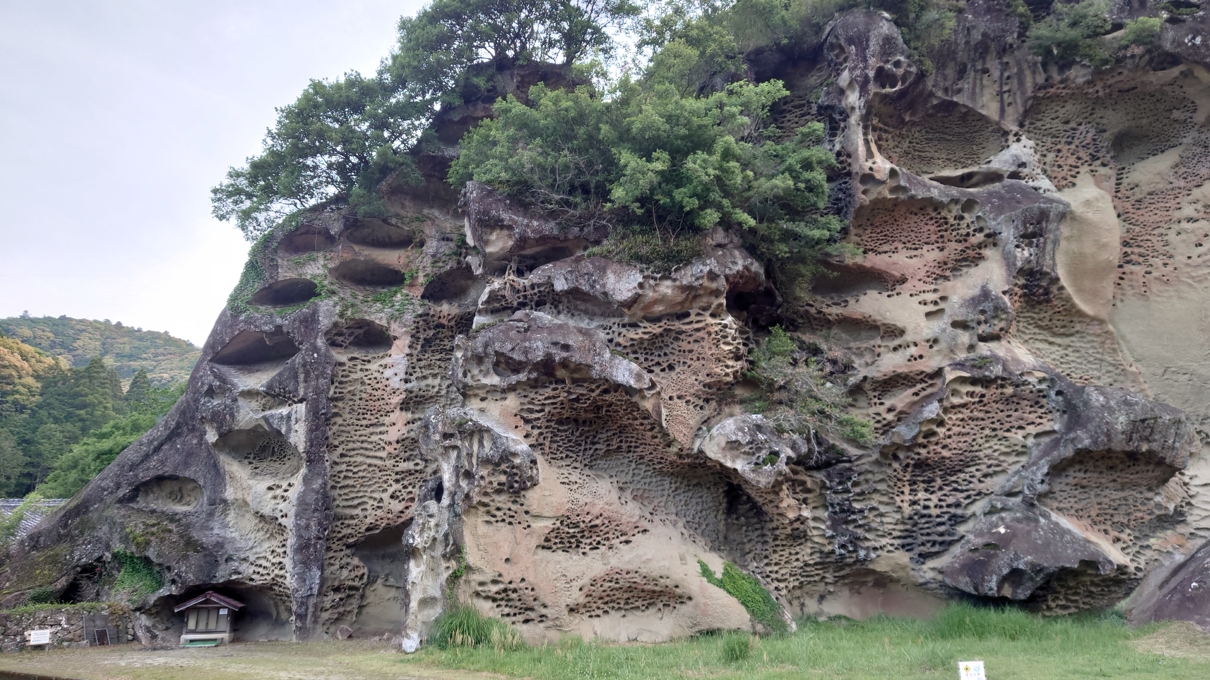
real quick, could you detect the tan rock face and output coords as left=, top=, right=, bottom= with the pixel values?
left=6, top=8, right=1210, bottom=644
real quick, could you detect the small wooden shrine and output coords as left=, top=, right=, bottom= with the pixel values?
left=173, top=591, right=244, bottom=646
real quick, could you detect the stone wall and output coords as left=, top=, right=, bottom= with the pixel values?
left=0, top=605, right=131, bottom=652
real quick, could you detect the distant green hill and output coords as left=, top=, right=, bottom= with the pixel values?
left=0, top=330, right=184, bottom=497
left=0, top=316, right=199, bottom=387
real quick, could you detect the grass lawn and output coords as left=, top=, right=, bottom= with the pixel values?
left=0, top=604, right=1206, bottom=679
left=398, top=604, right=1210, bottom=680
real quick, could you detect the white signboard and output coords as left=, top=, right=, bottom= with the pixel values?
left=27, top=629, right=51, bottom=646
left=958, top=660, right=986, bottom=680
left=219, top=608, right=228, bottom=615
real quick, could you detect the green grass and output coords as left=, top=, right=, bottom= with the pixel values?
left=430, top=606, right=523, bottom=651
left=2, top=601, right=118, bottom=616
left=399, top=603, right=1210, bottom=679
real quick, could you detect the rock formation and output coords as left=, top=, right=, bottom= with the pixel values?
left=3, top=4, right=1210, bottom=645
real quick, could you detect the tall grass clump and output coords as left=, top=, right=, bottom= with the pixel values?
left=431, top=605, right=524, bottom=651
left=721, top=633, right=758, bottom=662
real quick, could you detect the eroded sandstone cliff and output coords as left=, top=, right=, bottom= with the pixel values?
left=4, top=4, right=1210, bottom=644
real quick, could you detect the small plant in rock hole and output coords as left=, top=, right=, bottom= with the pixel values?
left=446, top=546, right=468, bottom=600
left=745, top=326, right=876, bottom=447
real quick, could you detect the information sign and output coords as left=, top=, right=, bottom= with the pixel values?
left=958, top=660, right=986, bottom=680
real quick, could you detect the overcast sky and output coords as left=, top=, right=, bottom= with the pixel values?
left=0, top=0, right=424, bottom=346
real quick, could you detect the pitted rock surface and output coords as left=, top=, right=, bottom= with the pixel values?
left=4, top=6, right=1210, bottom=645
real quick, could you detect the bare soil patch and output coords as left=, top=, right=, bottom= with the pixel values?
left=1132, top=621, right=1210, bottom=661
left=0, top=640, right=488, bottom=680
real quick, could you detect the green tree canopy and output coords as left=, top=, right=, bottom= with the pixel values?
left=211, top=73, right=428, bottom=239
left=0, top=353, right=183, bottom=498
left=450, top=78, right=841, bottom=289
left=386, top=0, right=639, bottom=105
left=124, top=369, right=151, bottom=407
left=213, top=0, right=640, bottom=240
left=35, top=413, right=158, bottom=499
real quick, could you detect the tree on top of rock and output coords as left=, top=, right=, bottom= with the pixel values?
left=386, top=0, right=638, bottom=106
left=212, top=0, right=639, bottom=240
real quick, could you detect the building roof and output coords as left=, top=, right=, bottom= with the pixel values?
left=0, top=499, right=67, bottom=541
left=173, top=591, right=245, bottom=612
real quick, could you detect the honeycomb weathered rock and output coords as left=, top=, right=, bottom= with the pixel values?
left=5, top=5, right=1210, bottom=645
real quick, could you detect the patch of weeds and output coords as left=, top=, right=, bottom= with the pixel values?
left=112, top=551, right=162, bottom=601
left=430, top=605, right=524, bottom=651
left=289, top=252, right=319, bottom=267
left=3, top=601, right=117, bottom=616
left=584, top=228, right=704, bottom=271
left=473, top=319, right=502, bottom=333
left=760, top=453, right=780, bottom=467
left=1008, top=0, right=1033, bottom=27
left=838, top=415, right=875, bottom=447
left=125, top=521, right=171, bottom=553
left=370, top=282, right=418, bottom=321
left=745, top=326, right=875, bottom=447
left=932, top=602, right=1051, bottom=641
left=26, top=586, right=59, bottom=605
left=1159, top=1, right=1201, bottom=15
left=226, top=230, right=275, bottom=316
left=698, top=560, right=786, bottom=634
left=721, top=633, right=757, bottom=662
left=970, top=356, right=994, bottom=369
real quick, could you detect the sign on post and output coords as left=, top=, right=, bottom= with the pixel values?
left=958, top=660, right=986, bottom=680
left=26, top=629, right=51, bottom=646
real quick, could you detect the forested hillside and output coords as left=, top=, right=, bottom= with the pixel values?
left=0, top=315, right=199, bottom=386
left=0, top=331, right=182, bottom=499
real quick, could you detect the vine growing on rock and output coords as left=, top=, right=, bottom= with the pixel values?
left=698, top=559, right=786, bottom=634
left=112, top=550, right=163, bottom=601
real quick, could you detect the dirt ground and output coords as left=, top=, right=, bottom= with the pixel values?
left=0, top=640, right=488, bottom=680
left=1132, top=621, right=1210, bottom=662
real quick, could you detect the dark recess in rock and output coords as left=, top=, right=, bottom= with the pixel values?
left=250, top=278, right=319, bottom=307
left=344, top=219, right=421, bottom=249
left=123, top=475, right=204, bottom=511
left=421, top=267, right=482, bottom=304
left=210, top=329, right=300, bottom=366
left=331, top=259, right=408, bottom=288
left=326, top=319, right=393, bottom=353
left=278, top=225, right=336, bottom=254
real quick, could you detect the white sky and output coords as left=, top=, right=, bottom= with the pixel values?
left=0, top=0, right=424, bottom=346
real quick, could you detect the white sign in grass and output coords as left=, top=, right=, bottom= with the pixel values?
left=958, top=660, right=986, bottom=679
left=26, top=629, right=51, bottom=646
